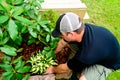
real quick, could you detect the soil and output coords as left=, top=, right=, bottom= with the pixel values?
left=16, top=42, right=45, bottom=61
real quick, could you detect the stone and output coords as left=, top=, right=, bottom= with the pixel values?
left=28, top=74, right=55, bottom=80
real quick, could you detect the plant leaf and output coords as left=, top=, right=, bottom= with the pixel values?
left=39, top=20, right=50, bottom=32
left=0, top=45, right=17, bottom=56
left=46, top=50, right=55, bottom=59
left=22, top=27, right=28, bottom=33
left=46, top=34, right=50, bottom=42
left=17, top=48, right=23, bottom=52
left=0, top=35, right=10, bottom=45
left=1, top=0, right=10, bottom=12
left=0, top=4, right=6, bottom=11
left=0, top=64, right=13, bottom=72
left=2, top=56, right=11, bottom=64
left=38, top=0, right=44, bottom=3
left=0, top=27, right=3, bottom=39
left=2, top=71, right=13, bottom=77
left=0, top=30, right=10, bottom=45
left=28, top=27, right=37, bottom=38
left=13, top=56, right=23, bottom=64
left=0, top=15, right=9, bottom=24
left=14, top=57, right=25, bottom=71
left=13, top=7, right=24, bottom=16
left=36, top=25, right=41, bottom=31
left=41, top=24, right=50, bottom=32
left=2, top=72, right=14, bottom=80
left=22, top=74, right=30, bottom=80
left=24, top=4, right=30, bottom=11
left=14, top=0, right=24, bottom=5
left=8, top=19, right=18, bottom=41
left=28, top=38, right=36, bottom=45
left=27, top=10, right=36, bottom=19
left=14, top=34, right=22, bottom=45
left=16, top=73, right=23, bottom=80
left=15, top=62, right=23, bottom=69
left=17, top=66, right=31, bottom=73
left=44, top=46, right=51, bottom=51
left=14, top=16, right=31, bottom=25
left=15, top=61, right=25, bottom=70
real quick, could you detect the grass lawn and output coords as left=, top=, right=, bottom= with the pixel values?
left=82, top=0, right=120, bottom=43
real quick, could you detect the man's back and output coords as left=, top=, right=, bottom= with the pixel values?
left=78, top=23, right=120, bottom=69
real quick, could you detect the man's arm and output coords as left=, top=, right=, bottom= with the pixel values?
left=45, top=63, right=71, bottom=74
left=54, top=39, right=68, bottom=54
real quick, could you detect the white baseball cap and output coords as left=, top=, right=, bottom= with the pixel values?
left=52, top=12, right=82, bottom=37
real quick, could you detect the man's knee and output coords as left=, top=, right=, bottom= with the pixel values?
left=79, top=65, right=113, bottom=80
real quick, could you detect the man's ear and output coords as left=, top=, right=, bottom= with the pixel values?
left=68, top=32, right=74, bottom=37
left=68, top=32, right=77, bottom=41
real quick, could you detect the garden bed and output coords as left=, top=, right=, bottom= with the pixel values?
left=0, top=41, right=72, bottom=80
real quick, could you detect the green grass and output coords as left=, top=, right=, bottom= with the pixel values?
left=82, top=0, right=120, bottom=43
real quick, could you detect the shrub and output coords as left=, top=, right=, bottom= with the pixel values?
left=0, top=0, right=60, bottom=79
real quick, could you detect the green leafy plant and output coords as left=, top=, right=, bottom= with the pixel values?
left=27, top=49, right=57, bottom=74
left=42, top=9, right=60, bottom=28
left=27, top=10, right=60, bottom=74
left=0, top=0, right=59, bottom=57
left=0, top=56, right=31, bottom=80
left=0, top=0, right=49, bottom=56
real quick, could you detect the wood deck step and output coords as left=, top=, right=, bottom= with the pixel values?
left=41, top=0, right=89, bottom=22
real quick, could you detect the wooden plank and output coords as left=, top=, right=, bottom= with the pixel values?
left=41, top=0, right=89, bottom=21
left=41, top=0, right=86, bottom=9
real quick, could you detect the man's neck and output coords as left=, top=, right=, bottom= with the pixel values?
left=77, top=28, right=84, bottom=42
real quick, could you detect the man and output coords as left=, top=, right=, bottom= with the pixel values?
left=45, top=12, right=120, bottom=80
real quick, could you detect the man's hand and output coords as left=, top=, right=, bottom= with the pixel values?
left=45, top=66, right=54, bottom=74
left=45, top=64, right=71, bottom=74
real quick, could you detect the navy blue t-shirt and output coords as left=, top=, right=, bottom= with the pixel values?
left=67, top=23, right=120, bottom=73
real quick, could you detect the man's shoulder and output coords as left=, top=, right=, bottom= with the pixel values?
left=84, top=23, right=104, bottom=28
left=84, top=23, right=110, bottom=33
left=84, top=23, right=97, bottom=27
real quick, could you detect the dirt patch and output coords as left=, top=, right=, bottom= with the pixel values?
left=16, top=42, right=45, bottom=61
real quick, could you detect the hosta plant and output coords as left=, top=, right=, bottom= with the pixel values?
left=27, top=49, right=57, bottom=74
